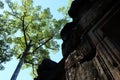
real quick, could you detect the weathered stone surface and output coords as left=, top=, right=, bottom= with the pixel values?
left=34, top=59, right=65, bottom=80
left=65, top=38, right=98, bottom=80
left=35, top=0, right=120, bottom=80
left=68, top=0, right=95, bottom=21
left=60, top=22, right=82, bottom=57
left=64, top=0, right=120, bottom=80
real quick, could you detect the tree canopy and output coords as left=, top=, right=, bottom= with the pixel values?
left=0, top=0, right=72, bottom=79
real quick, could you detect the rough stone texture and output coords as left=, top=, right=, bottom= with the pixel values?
left=63, top=0, right=120, bottom=80
left=65, top=39, right=99, bottom=80
left=35, top=0, right=120, bottom=80
left=34, top=58, right=65, bottom=80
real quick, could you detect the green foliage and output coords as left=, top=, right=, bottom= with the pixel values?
left=0, top=2, right=73, bottom=80
left=0, top=0, right=70, bottom=72
left=0, top=40, right=13, bottom=63
left=0, top=39, right=13, bottom=70
left=0, top=1, right=4, bottom=9
left=57, top=0, right=72, bottom=20
left=0, top=1, right=13, bottom=70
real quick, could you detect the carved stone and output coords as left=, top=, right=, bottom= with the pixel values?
left=65, top=0, right=120, bottom=80
left=35, top=0, right=120, bottom=80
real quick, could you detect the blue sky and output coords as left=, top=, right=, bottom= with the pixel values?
left=0, top=0, right=69, bottom=80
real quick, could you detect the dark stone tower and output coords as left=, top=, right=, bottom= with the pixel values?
left=63, top=0, right=120, bottom=80
left=35, top=0, right=120, bottom=80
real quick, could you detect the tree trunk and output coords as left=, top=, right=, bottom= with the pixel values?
left=10, top=57, right=25, bottom=80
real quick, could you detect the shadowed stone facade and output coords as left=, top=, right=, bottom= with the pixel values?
left=35, top=0, right=120, bottom=80
left=64, top=0, right=120, bottom=80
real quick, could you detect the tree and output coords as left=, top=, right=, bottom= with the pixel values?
left=0, top=0, right=69, bottom=79
left=0, top=0, right=13, bottom=70
left=58, top=0, right=72, bottom=19
left=0, top=0, right=4, bottom=9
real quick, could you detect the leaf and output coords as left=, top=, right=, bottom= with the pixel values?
left=6, top=37, right=13, bottom=43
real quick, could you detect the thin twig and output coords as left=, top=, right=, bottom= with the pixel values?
left=8, top=12, right=21, bottom=20
left=7, top=2, right=21, bottom=20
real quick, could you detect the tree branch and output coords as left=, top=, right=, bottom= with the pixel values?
left=7, top=12, right=21, bottom=20
left=32, top=36, right=53, bottom=54
left=22, top=17, right=28, bottom=47
left=21, top=40, right=32, bottom=59
left=6, top=1, right=21, bottom=20
left=32, top=64, right=37, bottom=76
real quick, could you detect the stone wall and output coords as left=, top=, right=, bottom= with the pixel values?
left=61, top=0, right=120, bottom=80
left=35, top=0, right=120, bottom=80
